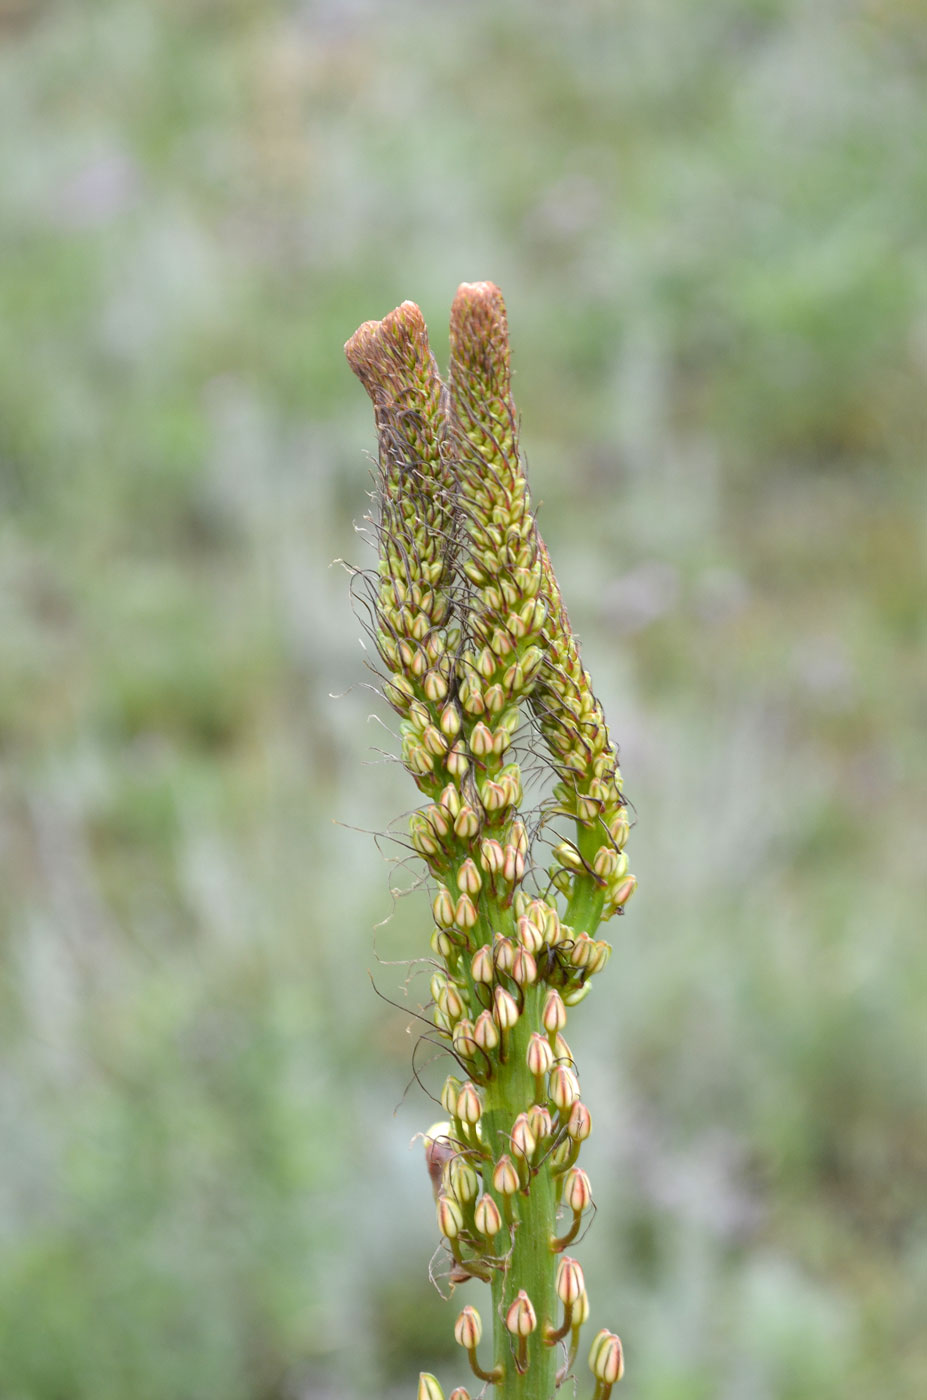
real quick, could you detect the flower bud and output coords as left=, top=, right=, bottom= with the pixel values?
left=592, top=844, right=619, bottom=880
left=511, top=947, right=537, bottom=986
left=439, top=783, right=461, bottom=817
left=553, top=841, right=585, bottom=872
left=587, top=941, right=611, bottom=975
left=471, top=945, right=494, bottom=983
left=510, top=1112, right=537, bottom=1161
left=473, top=1009, right=500, bottom=1051
left=436, top=1194, right=463, bottom=1239
left=484, top=683, right=506, bottom=714
left=505, top=1290, right=537, bottom=1336
left=423, top=668, right=449, bottom=703
left=556, top=1255, right=585, bottom=1306
left=418, top=1373, right=445, bottom=1400
left=448, top=1155, right=479, bottom=1203
left=440, top=703, right=462, bottom=739
left=563, top=980, right=592, bottom=1007
left=456, top=1082, right=482, bottom=1126
left=474, top=1193, right=502, bottom=1238
left=554, top=1032, right=573, bottom=1063
left=493, top=935, right=515, bottom=974
left=452, top=1019, right=478, bottom=1059
left=567, top=1100, right=592, bottom=1141
left=433, top=886, right=455, bottom=929
left=454, top=1304, right=483, bottom=1350
left=454, top=893, right=478, bottom=929
left=542, top=989, right=567, bottom=1035
left=516, top=916, right=544, bottom=955
left=493, top=1154, right=520, bottom=1196
left=549, top=1065, right=580, bottom=1112
left=481, top=779, right=507, bottom=812
left=446, top=743, right=470, bottom=778
left=610, top=874, right=637, bottom=909
left=440, top=1076, right=462, bottom=1116
left=526, top=1032, right=554, bottom=1078
left=573, top=1289, right=590, bottom=1326
left=457, top=858, right=482, bottom=897
left=479, top=838, right=505, bottom=876
left=441, top=984, right=465, bottom=1022
left=563, top=1166, right=593, bottom=1214
left=421, top=724, right=448, bottom=758
left=449, top=1390, right=472, bottom=1400
left=526, top=1103, right=553, bottom=1142
left=501, top=843, right=525, bottom=884
left=470, top=721, right=494, bottom=757
left=453, top=804, right=481, bottom=840
left=589, top=1330, right=624, bottom=1384
left=493, top=986, right=520, bottom=1030
left=431, top=927, right=453, bottom=959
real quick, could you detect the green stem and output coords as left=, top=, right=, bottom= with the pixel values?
left=481, top=981, right=557, bottom=1400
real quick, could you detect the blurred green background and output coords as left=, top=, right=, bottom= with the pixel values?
left=1, top=1, right=924, bottom=1397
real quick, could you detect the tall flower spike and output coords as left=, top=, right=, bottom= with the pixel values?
left=347, top=285, right=633, bottom=1400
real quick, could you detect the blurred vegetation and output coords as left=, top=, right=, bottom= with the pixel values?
left=0, top=1, right=924, bottom=1397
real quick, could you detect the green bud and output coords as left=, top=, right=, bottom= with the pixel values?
left=563, top=980, right=592, bottom=1007
left=474, top=1193, right=502, bottom=1238
left=418, top=1373, right=445, bottom=1400
left=448, top=1155, right=480, bottom=1203
left=437, top=1194, right=464, bottom=1239
left=441, top=1076, right=462, bottom=1116
left=433, top=886, right=456, bottom=928
left=589, top=1330, right=624, bottom=1384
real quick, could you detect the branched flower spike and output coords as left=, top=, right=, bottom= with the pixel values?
left=346, top=283, right=632, bottom=1400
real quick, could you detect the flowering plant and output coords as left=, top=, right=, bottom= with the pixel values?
left=346, top=283, right=634, bottom=1400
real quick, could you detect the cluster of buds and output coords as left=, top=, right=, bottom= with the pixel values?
left=347, top=284, right=631, bottom=1399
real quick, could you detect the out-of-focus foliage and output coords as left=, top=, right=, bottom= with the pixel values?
left=0, top=2, right=923, bottom=1398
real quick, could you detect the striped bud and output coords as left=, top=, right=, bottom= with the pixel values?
left=592, top=844, right=619, bottom=880
left=431, top=928, right=453, bottom=959
left=457, top=858, right=482, bottom=897
left=516, top=916, right=544, bottom=955
left=437, top=1194, right=463, bottom=1239
left=423, top=669, right=448, bottom=703
left=421, top=724, right=447, bottom=758
left=452, top=1019, right=478, bottom=1059
left=610, top=874, right=637, bottom=909
left=527, top=1032, right=554, bottom=1078
left=510, top=820, right=529, bottom=856
left=470, top=721, right=494, bottom=756
left=493, top=986, right=520, bottom=1030
left=453, top=804, right=481, bottom=840
left=454, top=1305, right=482, bottom=1350
left=433, top=886, right=455, bottom=928
left=570, top=933, right=595, bottom=968
left=550, top=1065, right=580, bottom=1112
left=449, top=1391, right=472, bottom=1400
left=479, top=837, right=505, bottom=875
left=418, top=1374, right=445, bottom=1400
left=454, top=893, right=478, bottom=929
left=542, top=989, right=567, bottom=1035
left=587, top=941, right=610, bottom=975
left=589, top=1330, right=624, bottom=1384
left=446, top=743, right=470, bottom=778
left=510, top=1113, right=537, bottom=1161
left=567, top=1100, right=592, bottom=1141
left=440, top=1076, right=462, bottom=1116
left=556, top=1256, right=585, bottom=1306
left=448, top=1156, right=479, bottom=1203
left=527, top=1104, right=552, bottom=1142
left=493, top=936, right=515, bottom=974
left=505, top=1291, right=537, bottom=1336
left=473, top=1008, right=500, bottom=1051
left=553, top=841, right=585, bottom=872
left=511, top=948, right=537, bottom=986
left=493, top=1154, right=520, bottom=1196
left=471, top=945, right=494, bottom=983
left=573, top=1289, right=590, bottom=1326
left=456, top=1082, right=482, bottom=1126
left=474, top=1193, right=502, bottom=1238
left=441, top=984, right=465, bottom=1022
left=440, top=704, right=462, bottom=739
left=563, top=1166, right=593, bottom=1214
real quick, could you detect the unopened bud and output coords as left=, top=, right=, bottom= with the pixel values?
left=418, top=1373, right=445, bottom=1400
left=493, top=935, right=515, bottom=974
left=549, top=1064, right=580, bottom=1112
left=454, top=1305, right=483, bottom=1351
left=610, top=874, right=637, bottom=909
left=440, top=1076, right=462, bottom=1116
left=436, top=1194, right=463, bottom=1239
left=448, top=1390, right=472, bottom=1400
left=587, top=941, right=610, bottom=975
left=448, top=1156, right=479, bottom=1203
left=511, top=947, right=537, bottom=986
left=542, top=989, right=567, bottom=1035
left=501, top=843, right=525, bottom=884
left=493, top=986, right=520, bottom=1030
left=474, top=1193, right=502, bottom=1238
left=563, top=980, right=592, bottom=1007
left=490, top=1158, right=518, bottom=1200
left=563, top=1166, right=593, bottom=1213
left=454, top=893, right=478, bottom=929
left=452, top=1019, right=478, bottom=1059
left=526, top=1103, right=553, bottom=1141
left=473, top=1008, right=500, bottom=1051
left=453, top=804, right=481, bottom=840
left=505, top=1290, right=537, bottom=1336
left=456, top=1082, right=482, bottom=1126
left=567, top=1100, right=592, bottom=1141
left=470, top=721, right=494, bottom=757
left=433, top=886, right=455, bottom=929
left=553, top=841, right=585, bottom=873
left=471, top=945, right=494, bottom=983
left=440, top=703, right=462, bottom=739
left=516, top=916, right=544, bottom=955
left=589, top=1330, right=624, bottom=1384
left=457, top=858, right=482, bottom=897
left=556, top=1255, right=585, bottom=1306
left=527, top=1032, right=554, bottom=1078
left=510, top=1112, right=537, bottom=1160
